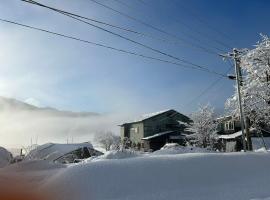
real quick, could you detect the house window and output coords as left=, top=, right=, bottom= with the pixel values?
left=224, top=121, right=234, bottom=131
left=130, top=127, right=139, bottom=133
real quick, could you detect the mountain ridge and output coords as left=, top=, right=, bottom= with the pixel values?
left=0, top=96, right=99, bottom=118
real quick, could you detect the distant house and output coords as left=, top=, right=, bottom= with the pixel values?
left=120, top=109, right=192, bottom=151
left=216, top=115, right=244, bottom=152
left=216, top=115, right=270, bottom=152
left=217, top=115, right=242, bottom=135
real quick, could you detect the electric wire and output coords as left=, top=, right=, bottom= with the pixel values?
left=21, top=0, right=195, bottom=49
left=117, top=0, right=229, bottom=54
left=87, top=0, right=222, bottom=55
left=0, top=18, right=227, bottom=77
left=22, top=0, right=226, bottom=77
left=171, top=0, right=236, bottom=47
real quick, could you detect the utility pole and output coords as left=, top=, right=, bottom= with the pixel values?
left=233, top=49, right=247, bottom=151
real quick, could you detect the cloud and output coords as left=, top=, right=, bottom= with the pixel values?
left=0, top=97, right=127, bottom=149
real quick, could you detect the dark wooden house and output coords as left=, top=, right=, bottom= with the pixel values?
left=120, top=109, right=192, bottom=151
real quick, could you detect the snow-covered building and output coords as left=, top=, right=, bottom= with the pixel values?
left=25, top=142, right=103, bottom=163
left=0, top=147, right=12, bottom=168
left=217, top=115, right=242, bottom=135
left=120, top=109, right=192, bottom=151
left=217, top=116, right=270, bottom=151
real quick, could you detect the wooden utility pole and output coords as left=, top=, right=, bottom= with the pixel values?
left=245, top=117, right=252, bottom=151
left=233, top=49, right=247, bottom=151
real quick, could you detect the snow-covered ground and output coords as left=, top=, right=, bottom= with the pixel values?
left=153, top=143, right=213, bottom=155
left=252, top=137, right=270, bottom=150
left=42, top=151, right=270, bottom=200
left=1, top=148, right=270, bottom=200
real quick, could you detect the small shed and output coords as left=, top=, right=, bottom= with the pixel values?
left=218, top=131, right=243, bottom=152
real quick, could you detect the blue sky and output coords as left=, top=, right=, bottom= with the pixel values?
left=0, top=0, right=270, bottom=116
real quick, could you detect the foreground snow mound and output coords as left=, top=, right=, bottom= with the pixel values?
left=0, top=160, right=66, bottom=186
left=0, top=147, right=12, bottom=168
left=43, top=152, right=270, bottom=200
left=153, top=143, right=212, bottom=155
left=1, top=160, right=65, bottom=172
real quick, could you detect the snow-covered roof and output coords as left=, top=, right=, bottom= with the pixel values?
left=25, top=142, right=93, bottom=162
left=216, top=115, right=240, bottom=121
left=219, top=131, right=242, bottom=139
left=0, top=147, right=12, bottom=168
left=178, top=121, right=190, bottom=126
left=120, top=109, right=172, bottom=125
left=142, top=131, right=174, bottom=140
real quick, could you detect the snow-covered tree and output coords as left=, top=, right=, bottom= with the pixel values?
left=189, top=104, right=218, bottom=149
left=94, top=131, right=121, bottom=151
left=225, top=35, right=270, bottom=130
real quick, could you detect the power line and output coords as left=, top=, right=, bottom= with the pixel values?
left=185, top=64, right=234, bottom=107
left=0, top=18, right=227, bottom=77
left=136, top=0, right=147, bottom=5
left=171, top=0, right=236, bottom=47
left=87, top=0, right=222, bottom=55
left=23, top=0, right=226, bottom=77
left=113, top=0, right=134, bottom=9
left=117, top=0, right=229, bottom=54
left=21, top=0, right=219, bottom=55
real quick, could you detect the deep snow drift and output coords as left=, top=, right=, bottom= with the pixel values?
left=0, top=147, right=12, bottom=167
left=42, top=152, right=270, bottom=200
left=153, top=143, right=213, bottom=155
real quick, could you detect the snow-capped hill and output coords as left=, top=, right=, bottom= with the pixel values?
left=0, top=96, right=37, bottom=111
left=0, top=96, right=119, bottom=148
left=0, top=96, right=99, bottom=117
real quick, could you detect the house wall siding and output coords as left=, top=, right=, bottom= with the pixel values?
left=129, top=122, right=144, bottom=144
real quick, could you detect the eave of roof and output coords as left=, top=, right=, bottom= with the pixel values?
left=142, top=130, right=175, bottom=140
left=219, top=131, right=242, bottom=139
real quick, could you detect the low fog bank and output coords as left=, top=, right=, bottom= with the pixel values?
left=0, top=97, right=127, bottom=149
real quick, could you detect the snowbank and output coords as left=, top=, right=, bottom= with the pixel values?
left=43, top=152, right=270, bottom=200
left=0, top=147, right=12, bottom=168
left=84, top=150, right=142, bottom=162
left=153, top=143, right=212, bottom=155
left=252, top=137, right=270, bottom=150
left=0, top=160, right=66, bottom=187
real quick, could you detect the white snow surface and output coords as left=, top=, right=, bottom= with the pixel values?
left=0, top=147, right=12, bottom=168
left=153, top=143, right=213, bottom=155
left=93, top=149, right=141, bottom=160
left=25, top=142, right=93, bottom=161
left=43, top=152, right=270, bottom=200
left=0, top=160, right=66, bottom=185
left=252, top=137, right=270, bottom=150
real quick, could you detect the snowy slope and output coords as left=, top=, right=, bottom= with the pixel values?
left=43, top=152, right=270, bottom=200
left=0, top=147, right=12, bottom=168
